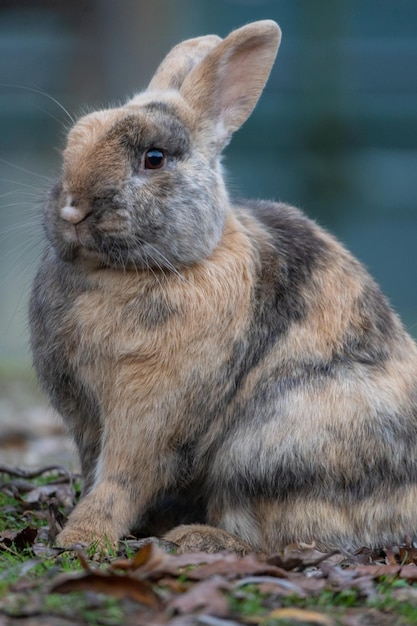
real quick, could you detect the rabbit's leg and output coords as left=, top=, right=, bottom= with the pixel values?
left=49, top=375, right=102, bottom=495
left=72, top=421, right=101, bottom=495
left=56, top=408, right=177, bottom=550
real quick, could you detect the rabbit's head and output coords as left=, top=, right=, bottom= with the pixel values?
left=44, top=21, right=281, bottom=270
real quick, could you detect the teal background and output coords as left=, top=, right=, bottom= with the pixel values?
left=1, top=0, right=417, bottom=371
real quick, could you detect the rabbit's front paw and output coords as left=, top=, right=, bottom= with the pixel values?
left=55, top=526, right=88, bottom=549
left=56, top=525, right=117, bottom=555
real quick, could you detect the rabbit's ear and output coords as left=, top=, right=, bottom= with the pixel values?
left=180, top=20, right=281, bottom=149
left=148, top=35, right=222, bottom=91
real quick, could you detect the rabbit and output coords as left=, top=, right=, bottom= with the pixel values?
left=29, top=19, right=417, bottom=556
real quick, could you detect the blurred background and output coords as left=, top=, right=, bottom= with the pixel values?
left=0, top=0, right=417, bottom=464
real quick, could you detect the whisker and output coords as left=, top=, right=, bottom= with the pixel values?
left=141, top=242, right=185, bottom=282
left=0, top=237, right=40, bottom=263
left=140, top=241, right=211, bottom=308
left=116, top=244, right=127, bottom=274
left=0, top=202, right=39, bottom=210
left=0, top=157, right=51, bottom=182
left=0, top=246, right=43, bottom=301
left=1, top=83, right=75, bottom=125
left=0, top=223, right=41, bottom=238
left=2, top=263, right=40, bottom=335
left=29, top=102, right=72, bottom=130
left=0, top=178, right=44, bottom=190
left=142, top=256, right=168, bottom=297
left=0, top=190, right=42, bottom=200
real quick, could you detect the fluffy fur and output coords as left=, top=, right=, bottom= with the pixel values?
left=30, top=20, right=417, bottom=554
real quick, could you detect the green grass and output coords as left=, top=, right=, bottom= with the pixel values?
left=229, top=583, right=268, bottom=618
left=43, top=594, right=124, bottom=626
left=227, top=579, right=417, bottom=625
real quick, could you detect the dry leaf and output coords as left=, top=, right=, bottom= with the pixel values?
left=132, top=542, right=168, bottom=574
left=110, top=542, right=155, bottom=571
left=163, top=551, right=227, bottom=569
left=267, top=543, right=339, bottom=571
left=0, top=526, right=37, bottom=550
left=186, top=553, right=288, bottom=581
left=157, top=577, right=189, bottom=593
left=398, top=546, right=417, bottom=565
left=324, top=565, right=376, bottom=601
left=384, top=546, right=399, bottom=566
left=46, top=500, right=67, bottom=541
left=75, top=549, right=91, bottom=571
left=132, top=542, right=154, bottom=567
left=353, top=564, right=417, bottom=581
left=111, top=542, right=168, bottom=576
left=348, top=546, right=386, bottom=566
left=234, top=575, right=306, bottom=597
left=51, top=571, right=161, bottom=607
left=145, top=551, right=231, bottom=581
left=264, top=607, right=334, bottom=625
left=169, top=577, right=230, bottom=616
left=24, top=484, right=60, bottom=504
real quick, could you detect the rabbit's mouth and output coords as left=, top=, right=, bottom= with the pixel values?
left=58, top=223, right=149, bottom=270
left=60, top=219, right=95, bottom=249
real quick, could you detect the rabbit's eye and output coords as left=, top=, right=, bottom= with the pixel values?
left=143, top=148, right=165, bottom=170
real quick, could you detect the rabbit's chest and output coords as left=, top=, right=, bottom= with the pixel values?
left=68, top=288, right=169, bottom=364
left=63, top=271, right=249, bottom=416
left=61, top=287, right=176, bottom=409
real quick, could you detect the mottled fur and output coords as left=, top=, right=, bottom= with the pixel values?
left=30, top=21, right=417, bottom=554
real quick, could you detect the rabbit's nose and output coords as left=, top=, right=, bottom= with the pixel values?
left=60, top=198, right=92, bottom=224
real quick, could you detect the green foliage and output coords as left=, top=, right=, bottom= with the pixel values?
left=229, top=583, right=268, bottom=617
left=43, top=593, right=124, bottom=626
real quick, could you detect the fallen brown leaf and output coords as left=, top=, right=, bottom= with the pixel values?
left=169, top=576, right=231, bottom=616
left=111, top=542, right=168, bottom=577
left=75, top=548, right=92, bottom=571
left=354, top=563, right=417, bottom=582
left=398, top=545, right=417, bottom=565
left=46, top=500, right=67, bottom=541
left=323, top=565, right=376, bottom=601
left=349, top=546, right=386, bottom=566
left=160, top=551, right=228, bottom=569
left=131, top=541, right=154, bottom=567
left=145, top=550, right=234, bottom=581
left=384, top=546, right=399, bottom=566
left=132, top=541, right=168, bottom=573
left=50, top=570, right=161, bottom=608
left=24, top=485, right=58, bottom=504
left=234, top=575, right=307, bottom=597
left=0, top=526, right=37, bottom=550
left=185, top=553, right=288, bottom=581
left=267, top=542, right=340, bottom=571
left=264, top=607, right=334, bottom=625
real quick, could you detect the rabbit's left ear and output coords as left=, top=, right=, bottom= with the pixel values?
left=147, top=34, right=222, bottom=91
left=180, top=20, right=281, bottom=149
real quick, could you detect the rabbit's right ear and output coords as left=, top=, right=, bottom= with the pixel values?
left=180, top=20, right=281, bottom=150
left=148, top=34, right=222, bottom=91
